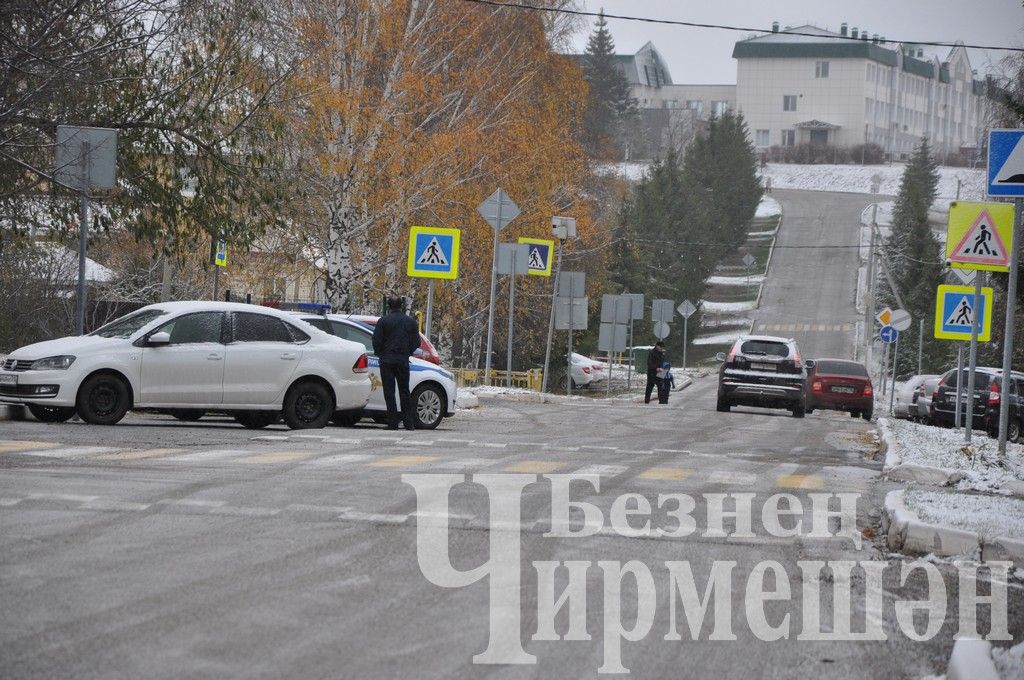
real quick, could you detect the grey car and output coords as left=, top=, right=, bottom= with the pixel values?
left=895, top=374, right=937, bottom=421
left=914, top=375, right=942, bottom=424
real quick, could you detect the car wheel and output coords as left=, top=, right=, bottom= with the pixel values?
left=1009, top=418, right=1022, bottom=444
left=169, top=409, right=205, bottom=422
left=862, top=409, right=873, bottom=421
left=412, top=384, right=445, bottom=430
left=27, top=404, right=76, bottom=423
left=850, top=410, right=859, bottom=418
left=234, top=411, right=279, bottom=429
left=76, top=373, right=131, bottom=425
left=716, top=394, right=731, bottom=412
left=283, top=380, right=334, bottom=430
left=332, top=410, right=363, bottom=427
left=805, top=407, right=814, bottom=415
left=791, top=403, right=805, bottom=418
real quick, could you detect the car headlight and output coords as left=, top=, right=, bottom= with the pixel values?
left=31, top=355, right=76, bottom=370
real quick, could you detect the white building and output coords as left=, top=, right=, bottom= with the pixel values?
left=733, top=24, right=990, bottom=161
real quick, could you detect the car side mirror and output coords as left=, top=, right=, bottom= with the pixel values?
left=714, top=352, right=726, bottom=362
left=148, top=331, right=171, bottom=346
left=804, top=359, right=816, bottom=369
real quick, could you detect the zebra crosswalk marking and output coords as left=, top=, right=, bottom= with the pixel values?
left=369, top=455, right=438, bottom=468
left=94, top=448, right=185, bottom=461
left=638, top=467, right=691, bottom=481
left=0, top=440, right=60, bottom=454
left=235, top=452, right=309, bottom=464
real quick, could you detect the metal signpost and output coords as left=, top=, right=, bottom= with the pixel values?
left=555, top=272, right=586, bottom=395
left=478, top=189, right=520, bottom=385
left=497, top=243, right=530, bottom=387
left=600, top=295, right=631, bottom=397
left=887, top=310, right=911, bottom=415
left=879, top=325, right=898, bottom=405
left=677, top=299, right=697, bottom=370
left=407, top=226, right=461, bottom=342
left=542, top=217, right=576, bottom=394
left=55, top=125, right=118, bottom=335
left=625, top=293, right=644, bottom=389
left=986, top=129, right=1023, bottom=455
left=743, top=253, right=757, bottom=288
left=211, top=237, right=228, bottom=300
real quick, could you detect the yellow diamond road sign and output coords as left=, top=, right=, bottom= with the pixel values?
left=407, top=226, right=460, bottom=279
left=875, top=307, right=892, bottom=326
left=945, top=201, right=1015, bottom=272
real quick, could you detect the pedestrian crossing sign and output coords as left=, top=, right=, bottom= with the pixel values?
left=517, top=237, right=554, bottom=276
left=988, top=129, right=1024, bottom=196
left=407, top=226, right=460, bottom=279
left=945, top=201, right=1014, bottom=272
left=934, top=284, right=993, bottom=341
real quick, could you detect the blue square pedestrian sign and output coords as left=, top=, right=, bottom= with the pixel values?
left=987, top=129, right=1024, bottom=196
left=517, top=237, right=554, bottom=276
left=407, top=226, right=460, bottom=279
left=934, top=284, right=993, bottom=341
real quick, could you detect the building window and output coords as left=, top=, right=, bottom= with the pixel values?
left=781, top=130, right=795, bottom=146
left=685, top=100, right=704, bottom=115
left=867, top=64, right=874, bottom=82
left=815, top=61, right=829, bottom=78
left=711, top=100, right=729, bottom=116
left=755, top=129, right=770, bottom=147
left=783, top=95, right=797, bottom=112
left=865, top=98, right=873, bottom=117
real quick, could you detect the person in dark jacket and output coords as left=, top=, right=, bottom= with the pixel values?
left=372, top=296, right=421, bottom=430
left=645, top=341, right=666, bottom=404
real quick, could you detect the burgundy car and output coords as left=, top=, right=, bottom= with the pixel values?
left=805, top=359, right=874, bottom=420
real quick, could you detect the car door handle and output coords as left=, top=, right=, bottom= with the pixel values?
left=280, top=353, right=296, bottom=360
left=207, top=353, right=223, bottom=361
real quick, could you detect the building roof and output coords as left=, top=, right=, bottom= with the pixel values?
left=795, top=120, right=840, bottom=129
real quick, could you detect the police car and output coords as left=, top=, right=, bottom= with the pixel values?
left=294, top=314, right=456, bottom=429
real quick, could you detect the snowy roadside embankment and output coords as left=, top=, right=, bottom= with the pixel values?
left=755, top=196, right=781, bottom=218
left=879, top=417, right=1024, bottom=495
left=761, top=163, right=984, bottom=202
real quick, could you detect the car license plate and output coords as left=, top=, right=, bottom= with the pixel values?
left=832, top=385, right=855, bottom=394
left=0, top=374, right=16, bottom=386
left=750, top=362, right=775, bottom=371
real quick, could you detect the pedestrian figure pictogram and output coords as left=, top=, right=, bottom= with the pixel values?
left=528, top=247, right=544, bottom=270
left=948, top=298, right=973, bottom=327
left=517, top=237, right=554, bottom=276
left=966, top=223, right=993, bottom=256
left=417, top=237, right=448, bottom=266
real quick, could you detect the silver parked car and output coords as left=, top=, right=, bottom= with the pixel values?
left=914, top=375, right=943, bottom=424
left=894, top=374, right=937, bottom=421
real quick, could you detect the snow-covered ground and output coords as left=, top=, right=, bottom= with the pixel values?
left=993, top=641, right=1024, bottom=680
left=880, top=417, right=1024, bottom=494
left=755, top=196, right=781, bottom=218
left=707, top=274, right=764, bottom=286
left=903, top=489, right=1024, bottom=541
left=693, top=330, right=743, bottom=346
left=700, top=300, right=757, bottom=313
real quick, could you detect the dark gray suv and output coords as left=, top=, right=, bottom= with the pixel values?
left=716, top=335, right=809, bottom=418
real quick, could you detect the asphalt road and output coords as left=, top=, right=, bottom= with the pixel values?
left=753, top=189, right=879, bottom=360
left=1, top=378, right=1020, bottom=679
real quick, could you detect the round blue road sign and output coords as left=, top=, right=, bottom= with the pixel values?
left=879, top=325, right=899, bottom=344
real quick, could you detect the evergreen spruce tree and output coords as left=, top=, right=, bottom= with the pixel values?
left=581, top=10, right=637, bottom=159
left=881, top=138, right=951, bottom=375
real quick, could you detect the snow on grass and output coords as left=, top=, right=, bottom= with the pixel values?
left=903, top=489, right=1024, bottom=540
left=755, top=196, right=781, bottom=218
left=701, top=316, right=752, bottom=328
left=693, top=329, right=744, bottom=346
left=707, top=274, right=765, bottom=286
left=762, top=163, right=984, bottom=201
left=993, top=641, right=1024, bottom=680
left=700, top=300, right=756, bottom=313
left=881, top=417, right=1024, bottom=493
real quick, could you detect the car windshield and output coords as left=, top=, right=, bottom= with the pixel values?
left=90, top=309, right=166, bottom=338
left=815, top=360, right=868, bottom=377
left=740, top=340, right=789, bottom=358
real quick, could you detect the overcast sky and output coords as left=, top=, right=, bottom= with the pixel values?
left=568, top=0, right=1024, bottom=84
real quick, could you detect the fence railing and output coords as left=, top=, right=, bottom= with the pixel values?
left=452, top=368, right=544, bottom=392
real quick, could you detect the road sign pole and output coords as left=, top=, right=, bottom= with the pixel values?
left=541, top=240, right=563, bottom=394
left=425, top=279, right=435, bottom=341
left=955, top=345, right=964, bottom=430
left=626, top=297, right=634, bottom=390
left=567, top=310, right=573, bottom=397
left=889, top=334, right=899, bottom=415
left=76, top=188, right=88, bottom=334
left=998, top=198, right=1022, bottom=454
left=506, top=251, right=517, bottom=388
left=965, top=271, right=984, bottom=444
left=917, top=318, right=924, bottom=375
left=683, top=318, right=688, bottom=371
left=881, top=342, right=889, bottom=397
left=484, top=223, right=500, bottom=386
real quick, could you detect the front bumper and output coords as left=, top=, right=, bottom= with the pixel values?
left=0, top=370, right=75, bottom=407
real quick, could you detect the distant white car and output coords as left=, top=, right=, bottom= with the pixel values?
left=295, top=314, right=456, bottom=429
left=0, top=301, right=372, bottom=429
left=564, top=352, right=597, bottom=389
left=895, top=374, right=937, bottom=420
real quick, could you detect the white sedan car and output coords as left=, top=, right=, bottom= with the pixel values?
left=295, top=314, right=456, bottom=429
left=0, top=301, right=372, bottom=429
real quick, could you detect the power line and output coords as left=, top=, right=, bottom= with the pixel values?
left=462, top=0, right=1024, bottom=54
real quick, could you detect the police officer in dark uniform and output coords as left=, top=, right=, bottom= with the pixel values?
left=372, top=296, right=421, bottom=430
left=645, top=341, right=666, bottom=404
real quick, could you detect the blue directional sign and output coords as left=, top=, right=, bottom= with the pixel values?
left=987, top=129, right=1024, bottom=197
left=879, top=325, right=898, bottom=344
left=407, top=226, right=460, bottom=279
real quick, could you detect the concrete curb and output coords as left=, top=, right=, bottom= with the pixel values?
left=882, top=490, right=1024, bottom=567
left=946, top=638, right=1000, bottom=680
